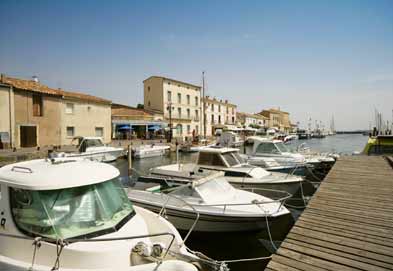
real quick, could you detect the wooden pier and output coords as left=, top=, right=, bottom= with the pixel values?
left=265, top=155, right=393, bottom=271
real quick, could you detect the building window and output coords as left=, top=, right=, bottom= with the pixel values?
left=232, top=116, right=235, bottom=123
left=195, top=97, right=198, bottom=106
left=211, top=104, right=214, bottom=111
left=232, top=107, right=234, bottom=114
left=32, top=94, right=43, bottom=116
left=195, top=125, right=199, bottom=134
left=167, top=91, right=172, bottom=102
left=148, top=101, right=151, bottom=106
left=178, top=107, right=181, bottom=118
left=187, top=95, right=190, bottom=105
left=195, top=110, right=199, bottom=120
left=95, top=127, right=104, bottom=137
left=65, top=103, right=74, bottom=114
left=177, top=93, right=181, bottom=104
left=211, top=114, right=214, bottom=124
left=176, top=124, right=183, bottom=135
left=187, top=108, right=190, bottom=119
left=218, top=115, right=221, bottom=124
left=66, top=126, right=75, bottom=137
left=226, top=116, right=229, bottom=123
left=147, top=86, right=150, bottom=92
left=187, top=125, right=191, bottom=134
left=218, top=105, right=221, bottom=112
left=226, top=107, right=229, bottom=114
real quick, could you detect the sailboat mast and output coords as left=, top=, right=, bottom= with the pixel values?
left=202, top=71, right=206, bottom=139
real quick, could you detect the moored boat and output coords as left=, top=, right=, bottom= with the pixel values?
left=129, top=172, right=290, bottom=232
left=0, top=158, right=218, bottom=271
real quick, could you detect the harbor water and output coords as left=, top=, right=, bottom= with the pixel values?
left=113, top=134, right=368, bottom=271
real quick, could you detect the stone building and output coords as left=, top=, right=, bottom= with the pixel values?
left=0, top=74, right=111, bottom=149
left=202, top=96, right=237, bottom=136
left=258, top=108, right=292, bottom=133
left=143, top=76, right=201, bottom=140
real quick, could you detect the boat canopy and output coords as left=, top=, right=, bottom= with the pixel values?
left=0, top=158, right=120, bottom=190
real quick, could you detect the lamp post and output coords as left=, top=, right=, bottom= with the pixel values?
left=167, top=102, right=174, bottom=142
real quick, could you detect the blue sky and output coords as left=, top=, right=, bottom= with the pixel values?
left=1, top=0, right=392, bottom=130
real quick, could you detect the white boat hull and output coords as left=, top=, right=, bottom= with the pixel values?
left=67, top=148, right=124, bottom=162
left=131, top=200, right=278, bottom=232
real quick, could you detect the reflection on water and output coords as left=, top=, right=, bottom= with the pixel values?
left=114, top=134, right=368, bottom=271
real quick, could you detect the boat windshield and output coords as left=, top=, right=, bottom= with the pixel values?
left=275, top=142, right=290, bottom=153
left=221, top=152, right=240, bottom=166
left=232, top=152, right=246, bottom=164
left=10, top=178, right=134, bottom=240
left=195, top=179, right=236, bottom=204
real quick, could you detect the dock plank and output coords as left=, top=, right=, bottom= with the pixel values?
left=266, top=156, right=393, bottom=270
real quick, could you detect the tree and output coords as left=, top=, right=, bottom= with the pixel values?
left=137, top=103, right=144, bottom=109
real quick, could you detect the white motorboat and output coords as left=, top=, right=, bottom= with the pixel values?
left=195, top=147, right=304, bottom=197
left=132, top=144, right=170, bottom=158
left=129, top=172, right=290, bottom=232
left=60, top=136, right=124, bottom=162
left=247, top=138, right=309, bottom=175
left=0, top=158, right=217, bottom=271
left=144, top=147, right=303, bottom=197
left=218, top=131, right=244, bottom=148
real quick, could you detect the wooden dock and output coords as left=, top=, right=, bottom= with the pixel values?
left=265, top=155, right=393, bottom=271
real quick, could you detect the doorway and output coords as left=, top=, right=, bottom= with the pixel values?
left=20, top=126, right=37, bottom=147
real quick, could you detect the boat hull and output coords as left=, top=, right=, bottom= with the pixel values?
left=131, top=200, right=281, bottom=233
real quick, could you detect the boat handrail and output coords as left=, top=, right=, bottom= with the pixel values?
left=11, top=166, right=33, bottom=173
left=149, top=187, right=200, bottom=245
left=173, top=187, right=291, bottom=215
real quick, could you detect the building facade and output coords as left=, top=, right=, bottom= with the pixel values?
left=258, top=108, right=292, bottom=133
left=0, top=74, right=111, bottom=149
left=202, top=96, right=237, bottom=136
left=143, top=76, right=201, bottom=140
left=237, top=112, right=268, bottom=129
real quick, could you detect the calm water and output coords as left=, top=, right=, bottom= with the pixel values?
left=114, top=134, right=368, bottom=271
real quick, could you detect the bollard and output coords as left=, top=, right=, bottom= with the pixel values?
left=128, top=144, right=132, bottom=176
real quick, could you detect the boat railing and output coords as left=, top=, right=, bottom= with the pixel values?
left=192, top=187, right=291, bottom=215
left=147, top=188, right=200, bottom=245
left=0, top=231, right=176, bottom=270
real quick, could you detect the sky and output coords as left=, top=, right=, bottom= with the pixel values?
left=0, top=0, right=392, bottom=130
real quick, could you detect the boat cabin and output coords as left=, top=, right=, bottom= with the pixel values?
left=197, top=147, right=245, bottom=168
left=252, top=139, right=291, bottom=155
left=71, top=136, right=105, bottom=153
left=0, top=158, right=134, bottom=240
left=196, top=147, right=271, bottom=179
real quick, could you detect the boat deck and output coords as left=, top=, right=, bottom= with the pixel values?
left=265, top=155, right=393, bottom=271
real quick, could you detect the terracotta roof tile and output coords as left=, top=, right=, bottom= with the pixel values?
left=0, top=74, right=111, bottom=104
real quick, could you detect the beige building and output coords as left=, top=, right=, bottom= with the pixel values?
left=0, top=74, right=111, bottom=148
left=203, top=96, right=237, bottom=136
left=237, top=112, right=268, bottom=129
left=258, top=108, right=292, bottom=133
left=143, top=76, right=201, bottom=140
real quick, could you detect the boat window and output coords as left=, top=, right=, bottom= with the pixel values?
left=224, top=171, right=248, bottom=177
left=10, top=178, right=134, bottom=240
left=222, top=152, right=240, bottom=166
left=232, top=152, right=245, bottom=164
left=198, top=152, right=226, bottom=167
left=275, top=142, right=290, bottom=153
left=79, top=139, right=104, bottom=152
left=256, top=142, right=279, bottom=154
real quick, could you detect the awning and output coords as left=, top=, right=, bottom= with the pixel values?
left=148, top=125, right=162, bottom=131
